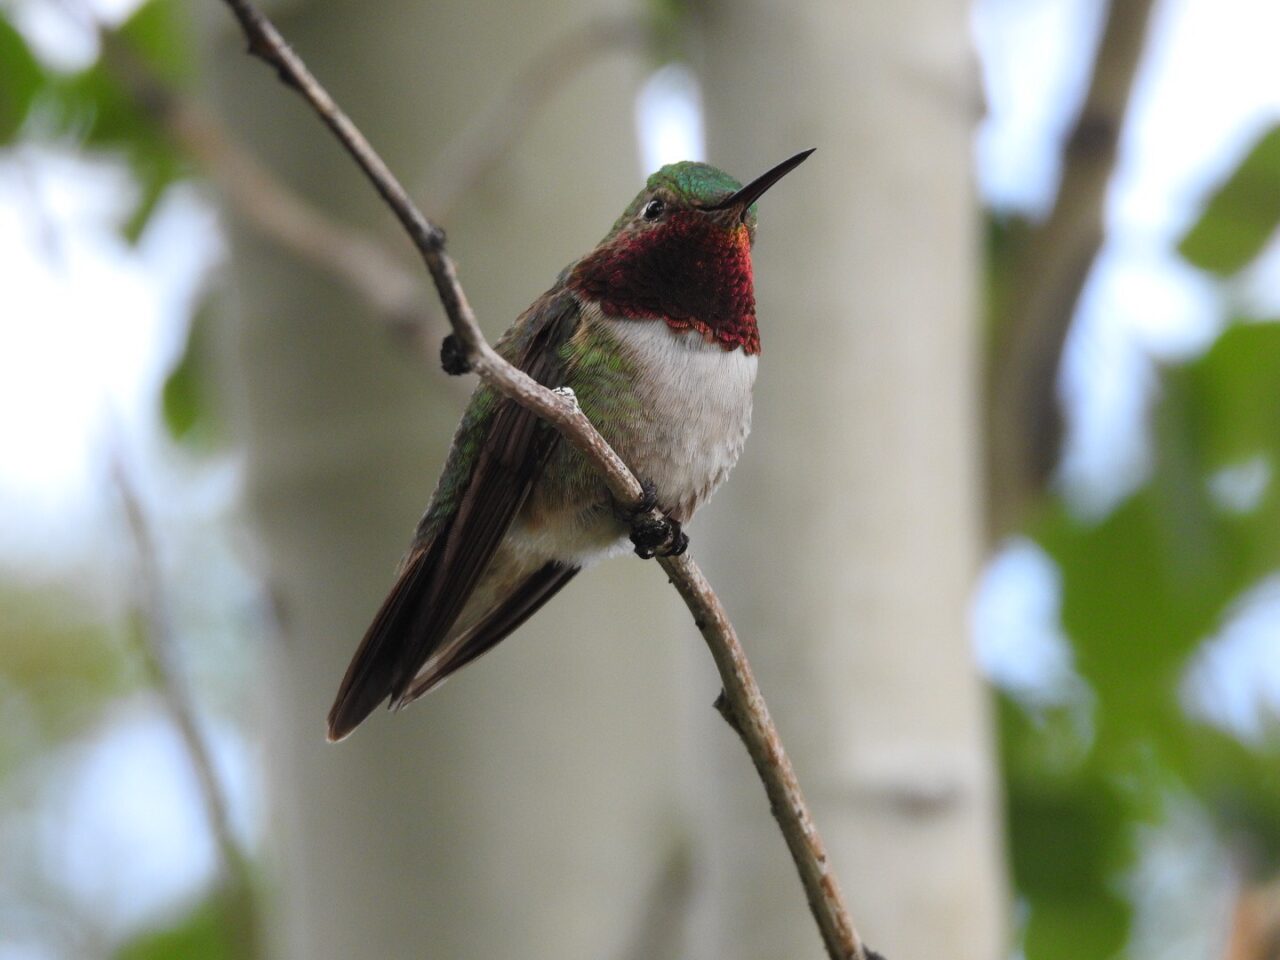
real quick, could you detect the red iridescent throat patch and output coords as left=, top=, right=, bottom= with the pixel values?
left=569, top=213, right=760, bottom=354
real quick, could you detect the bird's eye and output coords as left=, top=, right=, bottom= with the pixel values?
left=642, top=198, right=665, bottom=221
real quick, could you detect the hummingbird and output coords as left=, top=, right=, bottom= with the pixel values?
left=327, top=149, right=814, bottom=741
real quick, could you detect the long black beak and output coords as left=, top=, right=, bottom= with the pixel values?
left=710, top=148, right=815, bottom=218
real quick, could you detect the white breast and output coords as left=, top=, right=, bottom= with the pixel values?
left=609, top=319, right=758, bottom=522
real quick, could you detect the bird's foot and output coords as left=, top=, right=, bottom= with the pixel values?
left=662, top=519, right=689, bottom=557
left=614, top=478, right=658, bottom=523
left=631, top=515, right=688, bottom=560
left=615, top=479, right=687, bottom=559
left=440, top=334, right=471, bottom=375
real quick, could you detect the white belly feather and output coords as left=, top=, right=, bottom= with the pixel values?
left=608, top=320, right=757, bottom=524
left=507, top=315, right=757, bottom=568
left=418, top=318, right=757, bottom=687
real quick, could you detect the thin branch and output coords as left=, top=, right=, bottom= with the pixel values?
left=987, top=0, right=1159, bottom=536
left=112, top=454, right=261, bottom=958
left=420, top=14, right=653, bottom=222
left=219, top=0, right=641, bottom=502
left=166, top=96, right=432, bottom=337
left=1223, top=874, right=1280, bottom=960
left=79, top=6, right=442, bottom=348
left=670, top=556, right=866, bottom=960
left=216, top=2, right=875, bottom=958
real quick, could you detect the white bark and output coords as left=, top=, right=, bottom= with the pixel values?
left=204, top=2, right=690, bottom=957
left=689, top=2, right=1008, bottom=957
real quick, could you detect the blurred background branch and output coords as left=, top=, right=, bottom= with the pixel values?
left=418, top=13, right=657, bottom=223
left=987, top=0, right=1160, bottom=536
left=1224, top=876, right=1280, bottom=960
left=112, top=451, right=261, bottom=959
left=65, top=0, right=441, bottom=343
left=76, top=2, right=664, bottom=371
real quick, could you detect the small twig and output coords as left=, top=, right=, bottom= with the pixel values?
left=987, top=0, right=1159, bottom=536
left=111, top=454, right=261, bottom=958
left=669, top=556, right=863, bottom=958
left=420, top=14, right=653, bottom=222
left=217, top=2, right=873, bottom=958
left=166, top=95, right=434, bottom=339
left=1223, top=871, right=1280, bottom=960
left=76, top=4, right=442, bottom=349
left=219, top=0, right=642, bottom=503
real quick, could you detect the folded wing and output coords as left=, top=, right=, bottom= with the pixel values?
left=326, top=294, right=581, bottom=740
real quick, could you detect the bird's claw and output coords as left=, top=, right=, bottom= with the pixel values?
left=440, top=334, right=471, bottom=375
left=630, top=514, right=667, bottom=558
left=634, top=478, right=659, bottom=516
left=665, top=522, right=689, bottom=556
left=630, top=514, right=687, bottom=560
left=616, top=479, right=685, bottom=559
left=613, top=478, right=658, bottom=523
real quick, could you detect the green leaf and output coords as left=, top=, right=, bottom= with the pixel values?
left=983, top=212, right=1032, bottom=348
left=51, top=58, right=143, bottom=147
left=1185, top=726, right=1280, bottom=876
left=1, top=0, right=193, bottom=235
left=43, top=0, right=195, bottom=240
left=1008, top=769, right=1129, bottom=901
left=1174, top=319, right=1280, bottom=470
left=122, top=149, right=181, bottom=243
left=1179, top=126, right=1280, bottom=275
left=51, top=63, right=181, bottom=240
left=162, top=298, right=220, bottom=445
left=999, top=697, right=1134, bottom=960
left=0, top=583, right=138, bottom=768
left=114, top=896, right=235, bottom=960
left=118, top=0, right=195, bottom=88
left=1163, top=320, right=1280, bottom=583
left=0, top=16, right=45, bottom=142
left=1009, top=317, right=1280, bottom=957
left=1035, top=492, right=1226, bottom=764
left=162, top=345, right=201, bottom=441
left=1033, top=320, right=1280, bottom=766
left=1023, top=891, right=1129, bottom=960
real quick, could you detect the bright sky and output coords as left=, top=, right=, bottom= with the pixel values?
left=0, top=152, right=221, bottom=569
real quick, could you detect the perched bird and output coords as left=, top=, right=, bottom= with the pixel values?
left=327, top=149, right=814, bottom=741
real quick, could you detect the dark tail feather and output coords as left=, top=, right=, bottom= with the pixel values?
left=396, top=561, right=579, bottom=706
left=326, top=546, right=435, bottom=742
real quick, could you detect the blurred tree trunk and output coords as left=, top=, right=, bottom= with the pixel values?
left=203, top=2, right=691, bottom=958
left=688, top=2, right=1008, bottom=957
